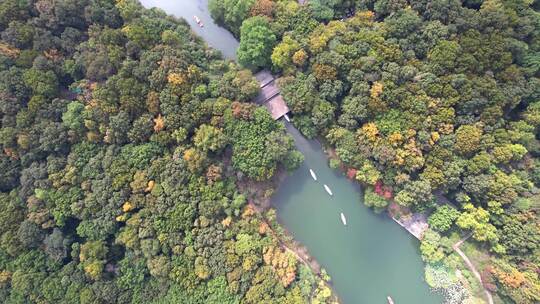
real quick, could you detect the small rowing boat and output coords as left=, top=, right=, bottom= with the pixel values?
left=387, top=296, right=394, bottom=304
left=340, top=213, right=347, bottom=226
left=324, top=184, right=332, bottom=196
left=194, top=15, right=204, bottom=27
left=309, top=169, right=317, bottom=181
left=283, top=114, right=290, bottom=122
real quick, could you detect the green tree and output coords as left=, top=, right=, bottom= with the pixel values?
left=271, top=35, right=300, bottom=73
left=428, top=40, right=460, bottom=75
left=62, top=101, right=85, bottom=133
left=17, top=220, right=44, bottom=248
left=364, top=188, right=389, bottom=213
left=23, top=68, right=59, bottom=97
left=194, top=124, right=227, bottom=152
left=210, top=0, right=255, bottom=36
left=499, top=214, right=540, bottom=258
left=311, top=100, right=335, bottom=131
left=80, top=240, right=108, bottom=280
left=420, top=229, right=445, bottom=264
left=456, top=203, right=498, bottom=244
left=309, top=0, right=340, bottom=22
left=0, top=0, right=30, bottom=30
left=428, top=205, right=459, bottom=232
left=454, top=125, right=483, bottom=156
left=237, top=16, right=276, bottom=68
left=283, top=150, right=304, bottom=172
left=394, top=180, right=433, bottom=208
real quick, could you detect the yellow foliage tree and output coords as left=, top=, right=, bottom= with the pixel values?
left=84, top=261, right=104, bottom=280
left=361, top=122, right=379, bottom=142
left=222, top=216, right=232, bottom=227
left=313, top=63, right=337, bottom=81
left=492, top=266, right=526, bottom=289
left=144, top=180, right=155, bottom=192
left=370, top=81, right=383, bottom=99
left=292, top=49, right=308, bottom=67
left=263, top=246, right=297, bottom=287
left=153, top=114, right=164, bottom=132
left=388, top=132, right=403, bottom=146
left=348, top=10, right=375, bottom=29
left=0, top=42, right=20, bottom=58
left=187, top=65, right=202, bottom=83
left=122, top=201, right=134, bottom=212
left=183, top=148, right=206, bottom=173
left=146, top=91, right=160, bottom=114
left=167, top=72, right=186, bottom=86
left=242, top=204, right=255, bottom=218
left=0, top=270, right=11, bottom=288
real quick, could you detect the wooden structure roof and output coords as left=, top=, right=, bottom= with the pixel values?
left=255, top=70, right=274, bottom=88
left=253, top=70, right=290, bottom=120
left=265, top=95, right=290, bottom=120
left=253, top=81, right=280, bottom=104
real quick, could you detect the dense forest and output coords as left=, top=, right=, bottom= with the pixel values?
left=209, top=0, right=540, bottom=303
left=0, top=0, right=343, bottom=303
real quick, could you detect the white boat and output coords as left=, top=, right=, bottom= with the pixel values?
left=194, top=15, right=204, bottom=27
left=283, top=114, right=290, bottom=122
left=340, top=213, right=347, bottom=226
left=387, top=296, right=394, bottom=304
left=324, top=184, right=332, bottom=196
left=309, top=169, right=317, bottom=181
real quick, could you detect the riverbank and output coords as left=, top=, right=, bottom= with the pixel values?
left=221, top=145, right=341, bottom=302
left=320, top=140, right=494, bottom=303
left=256, top=206, right=340, bottom=303
left=229, top=151, right=340, bottom=302
left=319, top=142, right=430, bottom=240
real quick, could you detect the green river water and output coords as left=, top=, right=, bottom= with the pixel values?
left=140, top=1, right=443, bottom=303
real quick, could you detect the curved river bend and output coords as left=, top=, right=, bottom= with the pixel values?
left=140, top=1, right=442, bottom=303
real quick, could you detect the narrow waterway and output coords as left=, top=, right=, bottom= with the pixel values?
left=140, top=0, right=238, bottom=60
left=139, top=1, right=442, bottom=303
left=276, top=123, right=442, bottom=303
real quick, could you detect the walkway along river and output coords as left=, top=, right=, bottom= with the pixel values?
left=140, top=1, right=443, bottom=303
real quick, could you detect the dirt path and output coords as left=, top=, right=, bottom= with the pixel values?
left=452, top=233, right=494, bottom=304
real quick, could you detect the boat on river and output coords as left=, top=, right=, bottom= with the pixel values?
left=284, top=114, right=290, bottom=122
left=340, top=213, right=347, bottom=225
left=193, top=15, right=204, bottom=27
left=309, top=169, right=317, bottom=181
left=387, top=296, right=394, bottom=304
left=324, top=184, right=332, bottom=196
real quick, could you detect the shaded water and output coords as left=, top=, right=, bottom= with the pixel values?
left=139, top=1, right=442, bottom=303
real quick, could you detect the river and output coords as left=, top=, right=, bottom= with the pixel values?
left=140, top=0, right=238, bottom=60
left=139, top=1, right=442, bottom=303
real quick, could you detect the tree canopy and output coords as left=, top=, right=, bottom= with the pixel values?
left=210, top=0, right=540, bottom=303
left=0, top=1, right=322, bottom=303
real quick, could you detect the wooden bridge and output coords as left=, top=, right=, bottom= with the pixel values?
left=253, top=70, right=290, bottom=120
